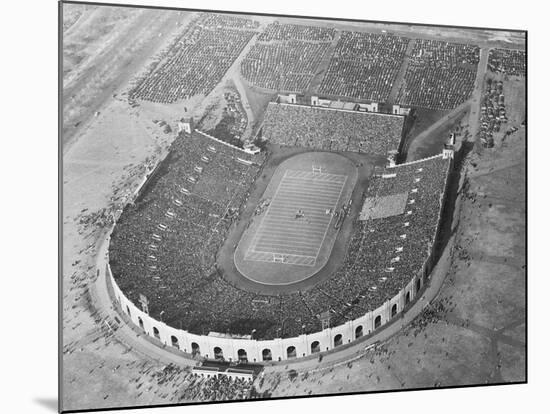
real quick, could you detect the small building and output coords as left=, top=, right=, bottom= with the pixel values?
left=277, top=93, right=297, bottom=104
left=392, top=104, right=411, bottom=116
left=178, top=116, right=194, bottom=134
left=358, top=102, right=379, bottom=113
left=443, top=133, right=455, bottom=159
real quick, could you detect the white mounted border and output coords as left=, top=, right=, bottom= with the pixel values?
left=107, top=153, right=453, bottom=363
left=195, top=129, right=259, bottom=155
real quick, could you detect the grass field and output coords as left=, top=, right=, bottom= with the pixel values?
left=234, top=151, right=358, bottom=286
left=245, top=170, right=347, bottom=266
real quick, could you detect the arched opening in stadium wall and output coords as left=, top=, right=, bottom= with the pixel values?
left=311, top=341, right=320, bottom=353
left=214, top=347, right=224, bottom=360
left=334, top=334, right=343, bottom=347
left=238, top=349, right=248, bottom=363
left=287, top=346, right=297, bottom=359
left=374, top=315, right=382, bottom=329
left=171, top=336, right=179, bottom=349
left=153, top=327, right=160, bottom=340
left=391, top=304, right=398, bottom=318
left=191, top=342, right=200, bottom=356
left=138, top=317, right=144, bottom=330
left=262, top=348, right=272, bottom=361
left=355, top=325, right=363, bottom=339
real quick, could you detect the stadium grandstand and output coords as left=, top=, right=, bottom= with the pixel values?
left=260, top=102, right=404, bottom=154
left=318, top=31, right=409, bottom=102
left=397, top=39, right=480, bottom=110
left=240, top=22, right=334, bottom=92
left=108, top=18, right=461, bottom=362
left=109, top=124, right=451, bottom=343
left=129, top=13, right=257, bottom=104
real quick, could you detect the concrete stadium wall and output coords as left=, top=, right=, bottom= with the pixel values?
left=107, top=153, right=453, bottom=363
left=108, top=259, right=423, bottom=363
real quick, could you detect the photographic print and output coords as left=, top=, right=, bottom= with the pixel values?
left=61, top=1, right=526, bottom=412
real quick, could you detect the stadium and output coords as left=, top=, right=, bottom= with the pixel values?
left=107, top=99, right=454, bottom=363
left=61, top=6, right=526, bottom=408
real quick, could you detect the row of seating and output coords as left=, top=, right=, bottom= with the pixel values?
left=258, top=22, right=336, bottom=41
left=397, top=39, right=480, bottom=110
left=261, top=103, right=404, bottom=155
left=319, top=31, right=409, bottom=101
left=130, top=15, right=255, bottom=103
left=241, top=41, right=331, bottom=92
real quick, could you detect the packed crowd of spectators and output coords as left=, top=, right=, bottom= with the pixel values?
left=110, top=130, right=450, bottom=339
left=261, top=102, right=404, bottom=155
left=201, top=13, right=260, bottom=30
left=241, top=23, right=333, bottom=92
left=258, top=22, right=335, bottom=41
left=302, top=155, right=450, bottom=324
left=179, top=374, right=254, bottom=401
left=241, top=42, right=330, bottom=91
left=109, top=131, right=264, bottom=330
left=397, top=40, right=480, bottom=110
left=488, top=48, right=526, bottom=77
left=130, top=16, right=255, bottom=103
left=203, top=91, right=248, bottom=146
left=319, top=31, right=409, bottom=102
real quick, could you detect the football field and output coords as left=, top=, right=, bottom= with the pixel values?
left=245, top=170, right=347, bottom=266
left=233, top=151, right=359, bottom=286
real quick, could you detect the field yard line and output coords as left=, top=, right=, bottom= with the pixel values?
left=286, top=170, right=347, bottom=181
left=315, top=176, right=348, bottom=259
left=243, top=256, right=317, bottom=267
left=247, top=169, right=349, bottom=265
left=270, top=197, right=339, bottom=205
left=275, top=188, right=344, bottom=196
left=255, top=248, right=318, bottom=257
left=268, top=203, right=335, bottom=211
left=281, top=177, right=347, bottom=185
left=257, top=224, right=327, bottom=234
left=255, top=239, right=321, bottom=248
left=262, top=214, right=329, bottom=222
left=263, top=215, right=330, bottom=224
left=247, top=170, right=289, bottom=254
left=277, top=187, right=344, bottom=194
left=256, top=227, right=327, bottom=236
left=256, top=239, right=324, bottom=249
left=279, top=178, right=346, bottom=186
left=257, top=236, right=324, bottom=245
left=250, top=250, right=317, bottom=260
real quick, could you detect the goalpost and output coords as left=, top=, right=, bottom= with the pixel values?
left=273, top=253, right=285, bottom=263
left=312, top=165, right=323, bottom=174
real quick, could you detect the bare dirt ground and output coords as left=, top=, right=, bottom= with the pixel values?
left=62, top=5, right=194, bottom=152
left=405, top=47, right=490, bottom=161
left=62, top=5, right=525, bottom=410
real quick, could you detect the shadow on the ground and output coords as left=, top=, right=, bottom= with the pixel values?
left=34, top=397, right=58, bottom=412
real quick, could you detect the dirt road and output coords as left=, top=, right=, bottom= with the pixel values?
left=62, top=9, right=193, bottom=153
